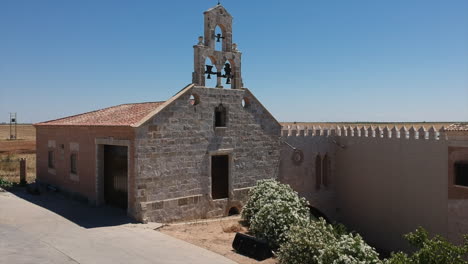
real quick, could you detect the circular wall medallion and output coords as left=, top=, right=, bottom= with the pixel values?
left=292, top=149, right=304, bottom=165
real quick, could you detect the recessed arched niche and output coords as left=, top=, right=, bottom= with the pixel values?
left=214, top=25, right=224, bottom=51
left=214, top=104, right=227, bottom=128
left=241, top=97, right=250, bottom=108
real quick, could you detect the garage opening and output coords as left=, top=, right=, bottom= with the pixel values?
left=211, top=155, right=229, bottom=199
left=104, top=145, right=128, bottom=209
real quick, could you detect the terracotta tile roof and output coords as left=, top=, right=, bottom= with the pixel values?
left=35, top=102, right=165, bottom=126
left=446, top=123, right=468, bottom=131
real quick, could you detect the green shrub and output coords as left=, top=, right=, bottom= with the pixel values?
left=278, top=219, right=337, bottom=264
left=385, top=227, right=468, bottom=264
left=278, top=219, right=381, bottom=264
left=242, top=179, right=309, bottom=226
left=0, top=178, right=13, bottom=188
left=384, top=252, right=412, bottom=264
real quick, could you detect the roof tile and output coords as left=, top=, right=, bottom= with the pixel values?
left=35, top=102, right=164, bottom=126
left=446, top=123, right=468, bottom=131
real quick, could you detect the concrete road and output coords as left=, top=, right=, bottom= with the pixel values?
left=0, top=189, right=236, bottom=264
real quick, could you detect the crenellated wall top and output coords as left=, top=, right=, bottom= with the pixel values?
left=280, top=125, right=449, bottom=141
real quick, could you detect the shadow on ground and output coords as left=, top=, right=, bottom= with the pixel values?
left=8, top=187, right=137, bottom=229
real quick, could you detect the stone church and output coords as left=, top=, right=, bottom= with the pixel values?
left=35, top=5, right=281, bottom=223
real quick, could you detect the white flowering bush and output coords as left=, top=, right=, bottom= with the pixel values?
left=242, top=179, right=309, bottom=249
left=278, top=219, right=382, bottom=264
left=318, top=233, right=382, bottom=264
left=243, top=179, right=381, bottom=262
left=249, top=199, right=309, bottom=248
left=242, top=179, right=309, bottom=226
left=277, top=219, right=336, bottom=264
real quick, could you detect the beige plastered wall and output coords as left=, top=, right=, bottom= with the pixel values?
left=334, top=135, right=449, bottom=252
left=279, top=127, right=468, bottom=253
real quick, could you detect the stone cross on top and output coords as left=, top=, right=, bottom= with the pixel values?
left=192, top=4, right=243, bottom=89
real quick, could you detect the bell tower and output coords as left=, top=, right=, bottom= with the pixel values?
left=192, top=4, right=243, bottom=89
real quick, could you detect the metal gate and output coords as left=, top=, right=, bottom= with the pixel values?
left=104, top=145, right=128, bottom=209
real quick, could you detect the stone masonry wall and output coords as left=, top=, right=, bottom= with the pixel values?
left=134, top=86, right=281, bottom=222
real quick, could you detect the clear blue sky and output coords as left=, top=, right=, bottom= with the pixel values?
left=1, top=0, right=467, bottom=123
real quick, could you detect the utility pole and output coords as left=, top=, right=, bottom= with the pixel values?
left=9, top=113, right=17, bottom=140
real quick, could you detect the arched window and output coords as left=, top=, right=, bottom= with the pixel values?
left=188, top=93, right=200, bottom=106
left=221, top=61, right=233, bottom=89
left=315, top=154, right=322, bottom=190
left=214, top=104, right=227, bottom=127
left=205, top=57, right=217, bottom=88
left=214, top=25, right=223, bottom=51
left=322, top=154, right=329, bottom=187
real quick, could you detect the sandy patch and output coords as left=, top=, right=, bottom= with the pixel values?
left=159, top=216, right=277, bottom=264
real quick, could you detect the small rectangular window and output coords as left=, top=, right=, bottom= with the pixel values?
left=215, top=104, right=226, bottom=127
left=48, top=150, right=55, bottom=169
left=455, top=162, right=468, bottom=187
left=70, top=153, right=77, bottom=174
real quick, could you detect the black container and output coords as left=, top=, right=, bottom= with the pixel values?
left=232, top=232, right=272, bottom=261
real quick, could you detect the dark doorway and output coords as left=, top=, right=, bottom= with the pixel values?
left=104, top=145, right=128, bottom=209
left=211, top=155, right=229, bottom=199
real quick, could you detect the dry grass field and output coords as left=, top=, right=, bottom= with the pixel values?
left=0, top=124, right=35, bottom=141
left=0, top=124, right=36, bottom=183
left=0, top=154, right=36, bottom=183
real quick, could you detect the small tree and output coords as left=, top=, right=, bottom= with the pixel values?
left=385, top=227, right=468, bottom=264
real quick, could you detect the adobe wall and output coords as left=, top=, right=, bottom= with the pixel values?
left=279, top=125, right=468, bottom=253
left=279, top=127, right=338, bottom=220
left=35, top=126, right=136, bottom=214
left=333, top=127, right=449, bottom=253
left=134, top=86, right=281, bottom=223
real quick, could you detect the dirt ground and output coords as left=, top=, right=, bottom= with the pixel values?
left=0, top=125, right=36, bottom=183
left=0, top=140, right=36, bottom=154
left=159, top=216, right=278, bottom=264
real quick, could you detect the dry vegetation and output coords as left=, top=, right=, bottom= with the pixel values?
left=0, top=154, right=36, bottom=183
left=0, top=125, right=36, bottom=183
left=159, top=217, right=277, bottom=264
